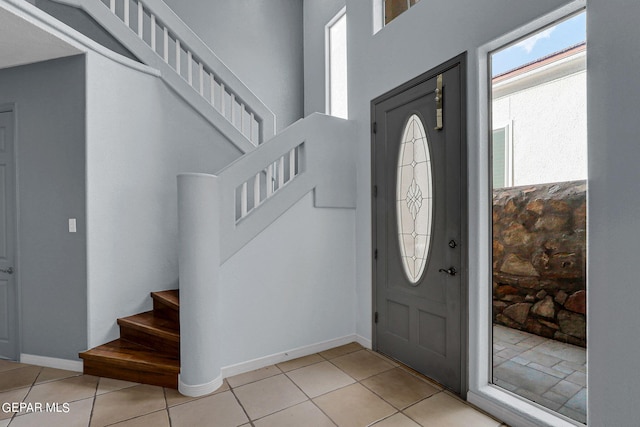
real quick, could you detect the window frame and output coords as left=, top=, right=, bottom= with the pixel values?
left=491, top=122, right=513, bottom=189
left=468, top=2, right=587, bottom=427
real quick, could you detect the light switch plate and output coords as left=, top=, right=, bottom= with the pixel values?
left=69, top=218, right=77, bottom=233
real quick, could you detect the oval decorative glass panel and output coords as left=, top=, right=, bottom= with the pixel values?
left=396, top=114, right=433, bottom=284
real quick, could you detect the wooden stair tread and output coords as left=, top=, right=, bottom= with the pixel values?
left=118, top=311, right=179, bottom=342
left=150, top=290, right=179, bottom=310
left=80, top=339, right=180, bottom=373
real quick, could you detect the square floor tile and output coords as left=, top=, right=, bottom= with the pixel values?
left=34, top=368, right=81, bottom=385
left=0, top=366, right=41, bottom=392
left=361, top=368, right=439, bottom=409
left=108, top=410, right=170, bottom=426
left=25, top=375, right=98, bottom=405
left=371, top=413, right=421, bottom=426
left=234, top=374, right=307, bottom=420
left=287, top=361, right=354, bottom=398
left=90, top=384, right=166, bottom=426
left=518, top=349, right=562, bottom=368
left=319, top=343, right=363, bottom=360
left=564, top=388, right=587, bottom=413
left=169, top=391, right=248, bottom=427
left=10, top=396, right=93, bottom=427
left=313, top=383, right=395, bottom=427
left=0, top=360, right=30, bottom=373
left=277, top=354, right=325, bottom=372
left=404, top=392, right=500, bottom=427
left=253, top=401, right=335, bottom=427
left=0, top=387, right=30, bottom=420
left=227, top=365, right=282, bottom=388
left=96, top=377, right=139, bottom=395
left=331, top=350, right=394, bottom=380
left=164, top=380, right=229, bottom=407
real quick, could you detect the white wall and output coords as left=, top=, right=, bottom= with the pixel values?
left=219, top=192, right=356, bottom=366
left=85, top=52, right=241, bottom=347
left=163, top=0, right=304, bottom=132
left=0, top=56, right=87, bottom=361
left=587, top=1, right=640, bottom=425
left=493, top=70, right=587, bottom=186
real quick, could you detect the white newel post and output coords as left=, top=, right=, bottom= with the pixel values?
left=177, top=173, right=222, bottom=396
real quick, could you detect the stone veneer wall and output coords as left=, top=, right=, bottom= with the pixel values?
left=493, top=180, right=586, bottom=347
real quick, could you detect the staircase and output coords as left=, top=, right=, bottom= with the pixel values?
left=79, top=290, right=180, bottom=388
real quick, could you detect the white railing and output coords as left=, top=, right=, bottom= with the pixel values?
left=177, top=113, right=355, bottom=395
left=235, top=143, right=302, bottom=222
left=50, top=0, right=276, bottom=153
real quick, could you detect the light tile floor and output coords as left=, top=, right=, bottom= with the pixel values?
left=493, top=324, right=587, bottom=424
left=0, top=343, right=506, bottom=426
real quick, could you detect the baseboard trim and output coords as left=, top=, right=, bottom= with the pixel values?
left=178, top=374, right=224, bottom=397
left=355, top=334, right=372, bottom=349
left=20, top=354, right=83, bottom=372
left=221, top=334, right=360, bottom=378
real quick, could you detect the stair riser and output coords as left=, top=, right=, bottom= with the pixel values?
left=83, top=359, right=178, bottom=389
left=153, top=301, right=180, bottom=324
left=119, top=326, right=180, bottom=359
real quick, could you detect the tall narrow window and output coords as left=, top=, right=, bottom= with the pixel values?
left=490, top=11, right=587, bottom=424
left=326, top=8, right=347, bottom=119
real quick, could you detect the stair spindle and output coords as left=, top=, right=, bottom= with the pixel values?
left=187, top=51, right=193, bottom=86
left=250, top=112, right=255, bottom=144
left=199, top=63, right=204, bottom=96
left=230, top=93, right=236, bottom=128
left=175, top=40, right=181, bottom=75
left=110, top=0, right=115, bottom=13
left=210, top=73, right=215, bottom=106
left=137, top=1, right=143, bottom=38
left=240, top=182, right=248, bottom=218
left=220, top=84, right=226, bottom=116
left=254, top=173, right=261, bottom=208
left=163, top=27, right=169, bottom=63
left=124, top=0, right=130, bottom=26
left=266, top=164, right=274, bottom=197
left=278, top=156, right=285, bottom=188
left=289, top=148, right=296, bottom=181
left=150, top=15, right=156, bottom=52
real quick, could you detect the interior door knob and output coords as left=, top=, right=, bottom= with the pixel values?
left=439, top=267, right=457, bottom=276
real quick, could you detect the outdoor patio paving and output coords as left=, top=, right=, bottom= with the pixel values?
left=492, top=324, right=587, bottom=424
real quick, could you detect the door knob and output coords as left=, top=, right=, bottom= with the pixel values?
left=439, top=267, right=456, bottom=276
left=0, top=267, right=13, bottom=274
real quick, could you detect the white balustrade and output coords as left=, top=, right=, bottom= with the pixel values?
left=99, top=0, right=262, bottom=146
left=235, top=143, right=303, bottom=222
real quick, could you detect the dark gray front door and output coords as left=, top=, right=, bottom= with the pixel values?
left=372, top=57, right=465, bottom=393
left=0, top=107, right=17, bottom=360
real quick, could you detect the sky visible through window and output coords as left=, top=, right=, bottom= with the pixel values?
left=492, top=12, right=586, bottom=77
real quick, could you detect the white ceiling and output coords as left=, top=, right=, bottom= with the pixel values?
left=0, top=5, right=82, bottom=70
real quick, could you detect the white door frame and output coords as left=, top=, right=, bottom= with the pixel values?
left=466, top=2, right=587, bottom=427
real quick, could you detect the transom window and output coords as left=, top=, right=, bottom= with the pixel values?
left=385, top=0, right=421, bottom=25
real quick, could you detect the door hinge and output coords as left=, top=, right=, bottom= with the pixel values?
left=374, top=249, right=378, bottom=260
left=374, top=312, right=379, bottom=323
left=372, top=122, right=377, bottom=134
left=373, top=185, right=378, bottom=198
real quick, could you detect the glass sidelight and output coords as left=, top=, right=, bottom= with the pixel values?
left=489, top=12, right=588, bottom=424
